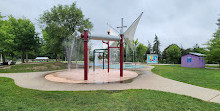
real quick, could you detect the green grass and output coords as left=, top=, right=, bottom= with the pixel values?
left=206, top=65, right=220, bottom=68
left=0, top=62, right=67, bottom=73
left=0, top=77, right=219, bottom=110
left=152, top=65, right=220, bottom=90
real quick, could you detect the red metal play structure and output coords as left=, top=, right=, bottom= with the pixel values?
left=80, top=13, right=143, bottom=80
left=81, top=29, right=124, bottom=80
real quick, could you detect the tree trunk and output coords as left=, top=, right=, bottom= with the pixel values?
left=62, top=55, right=64, bottom=62
left=26, top=51, right=28, bottom=63
left=21, top=51, right=25, bottom=63
left=55, top=53, right=57, bottom=62
left=0, top=54, right=2, bottom=62
left=2, top=53, right=6, bottom=62
left=58, top=54, right=60, bottom=62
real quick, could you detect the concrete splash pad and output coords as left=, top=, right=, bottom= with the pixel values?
left=45, top=69, right=138, bottom=84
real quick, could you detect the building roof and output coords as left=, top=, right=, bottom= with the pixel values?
left=189, top=52, right=206, bottom=57
left=35, top=57, right=49, bottom=60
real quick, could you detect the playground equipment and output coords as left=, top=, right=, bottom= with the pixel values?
left=93, top=49, right=107, bottom=71
left=81, top=29, right=124, bottom=80
left=45, top=13, right=143, bottom=84
left=80, top=12, right=143, bottom=80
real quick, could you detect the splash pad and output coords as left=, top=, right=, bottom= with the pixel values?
left=45, top=13, right=143, bottom=84
left=45, top=69, right=138, bottom=84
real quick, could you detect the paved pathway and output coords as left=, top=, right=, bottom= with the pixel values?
left=0, top=66, right=220, bottom=104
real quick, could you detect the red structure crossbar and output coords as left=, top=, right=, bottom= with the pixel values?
left=109, top=47, right=120, bottom=48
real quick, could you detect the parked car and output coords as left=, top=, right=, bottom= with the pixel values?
left=3, top=62, right=8, bottom=65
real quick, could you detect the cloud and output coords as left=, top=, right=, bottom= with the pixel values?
left=0, top=0, right=220, bottom=51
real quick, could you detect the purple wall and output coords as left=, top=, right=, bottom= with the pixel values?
left=181, top=54, right=205, bottom=68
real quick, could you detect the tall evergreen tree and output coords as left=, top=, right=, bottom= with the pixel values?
left=146, top=41, right=152, bottom=54
left=152, top=34, right=160, bottom=54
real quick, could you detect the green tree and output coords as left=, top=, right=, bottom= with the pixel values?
left=0, top=14, right=15, bottom=62
left=123, top=38, right=148, bottom=62
left=162, top=44, right=180, bottom=63
left=133, top=38, right=139, bottom=62
left=207, top=28, right=220, bottom=67
left=39, top=3, right=93, bottom=63
left=152, top=34, right=160, bottom=54
left=42, top=24, right=66, bottom=62
left=146, top=41, right=152, bottom=54
left=124, top=42, right=133, bottom=62
left=8, top=16, right=37, bottom=63
left=180, top=45, right=192, bottom=56
left=166, top=45, right=181, bottom=64
left=28, top=33, right=42, bottom=59
left=136, top=43, right=147, bottom=62
left=192, top=43, right=207, bottom=54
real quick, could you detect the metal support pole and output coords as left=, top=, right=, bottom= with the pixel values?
left=126, top=43, right=128, bottom=62
left=83, top=30, right=88, bottom=80
left=133, top=50, right=135, bottom=63
left=93, top=50, right=95, bottom=71
left=103, top=53, right=104, bottom=69
left=120, top=34, right=123, bottom=77
left=107, top=31, right=110, bottom=73
left=108, top=43, right=110, bottom=72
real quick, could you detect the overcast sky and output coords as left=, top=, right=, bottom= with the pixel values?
left=1, top=0, right=220, bottom=51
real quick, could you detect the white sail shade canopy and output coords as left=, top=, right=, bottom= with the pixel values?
left=123, top=12, right=143, bottom=51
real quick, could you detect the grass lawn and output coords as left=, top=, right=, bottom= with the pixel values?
left=0, top=62, right=67, bottom=73
left=0, top=77, right=220, bottom=110
left=206, top=65, right=220, bottom=68
left=152, top=65, right=220, bottom=90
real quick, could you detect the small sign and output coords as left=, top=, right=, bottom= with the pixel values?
left=187, top=57, right=192, bottom=62
left=147, top=54, right=158, bottom=64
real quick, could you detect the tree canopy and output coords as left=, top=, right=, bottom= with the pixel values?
left=0, top=13, right=38, bottom=63
left=166, top=44, right=181, bottom=64
left=207, top=28, right=220, bottom=65
left=123, top=38, right=148, bottom=62
left=0, top=15, right=15, bottom=62
left=146, top=41, right=152, bottom=54
left=8, top=16, right=37, bottom=63
left=152, top=34, right=160, bottom=54
left=192, top=43, right=207, bottom=54
left=39, top=3, right=93, bottom=62
left=136, top=43, right=147, bottom=62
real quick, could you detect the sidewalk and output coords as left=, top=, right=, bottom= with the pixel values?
left=0, top=66, right=219, bottom=104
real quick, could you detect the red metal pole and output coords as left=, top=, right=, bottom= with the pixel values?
left=108, top=43, right=110, bottom=72
left=107, top=31, right=110, bottom=73
left=84, top=30, right=88, bottom=80
left=120, top=34, right=123, bottom=77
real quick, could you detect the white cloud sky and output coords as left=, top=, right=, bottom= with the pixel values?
left=0, top=0, right=220, bottom=51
